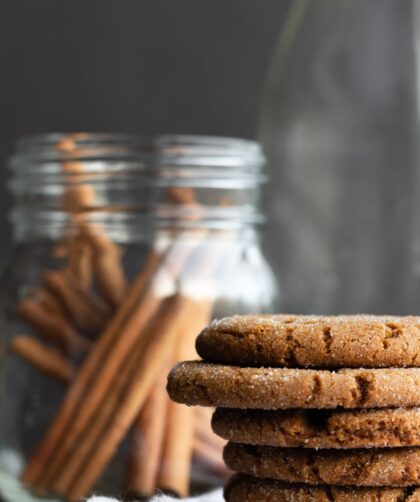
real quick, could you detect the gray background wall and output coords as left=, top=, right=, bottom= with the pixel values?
left=0, top=0, right=291, bottom=264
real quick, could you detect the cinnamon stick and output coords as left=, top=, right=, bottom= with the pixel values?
left=156, top=299, right=212, bottom=497
left=21, top=249, right=163, bottom=488
left=17, top=297, right=90, bottom=359
left=66, top=235, right=93, bottom=291
left=11, top=337, right=191, bottom=490
left=52, top=239, right=71, bottom=259
left=51, top=237, right=216, bottom=498
left=62, top=295, right=202, bottom=501
left=121, top=190, right=211, bottom=497
left=166, top=186, right=197, bottom=207
left=38, top=264, right=171, bottom=493
left=58, top=136, right=96, bottom=213
left=93, top=246, right=127, bottom=307
left=13, top=330, right=228, bottom=483
left=79, top=227, right=128, bottom=308
left=30, top=288, right=66, bottom=317
left=18, top=302, right=220, bottom=495
left=43, top=270, right=110, bottom=335
left=10, top=336, right=75, bottom=384
left=62, top=185, right=96, bottom=213
left=58, top=135, right=127, bottom=307
left=157, top=400, right=193, bottom=497
left=123, top=368, right=169, bottom=498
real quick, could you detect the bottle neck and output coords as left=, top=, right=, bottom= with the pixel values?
left=8, top=134, right=266, bottom=243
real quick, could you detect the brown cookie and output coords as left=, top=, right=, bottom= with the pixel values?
left=167, top=361, right=420, bottom=409
left=196, top=314, right=420, bottom=368
left=224, top=474, right=420, bottom=502
left=212, top=407, right=420, bottom=449
left=224, top=443, right=420, bottom=486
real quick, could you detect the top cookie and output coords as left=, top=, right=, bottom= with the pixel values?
left=196, top=314, right=420, bottom=368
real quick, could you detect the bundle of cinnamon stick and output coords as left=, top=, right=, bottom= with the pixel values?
left=10, top=137, right=228, bottom=502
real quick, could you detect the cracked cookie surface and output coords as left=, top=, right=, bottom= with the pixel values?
left=224, top=474, right=420, bottom=502
left=167, top=361, right=420, bottom=409
left=196, top=314, right=420, bottom=368
left=224, top=443, right=420, bottom=486
left=212, top=407, right=420, bottom=449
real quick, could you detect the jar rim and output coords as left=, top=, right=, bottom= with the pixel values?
left=10, top=207, right=265, bottom=242
left=8, top=133, right=267, bottom=239
left=9, top=133, right=265, bottom=172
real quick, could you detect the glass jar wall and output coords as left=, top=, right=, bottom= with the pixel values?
left=0, top=133, right=279, bottom=501
left=260, top=0, right=418, bottom=314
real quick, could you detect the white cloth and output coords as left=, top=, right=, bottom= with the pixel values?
left=87, top=489, right=223, bottom=502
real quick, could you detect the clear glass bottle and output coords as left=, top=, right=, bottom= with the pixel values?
left=0, top=133, right=279, bottom=501
left=260, top=0, right=419, bottom=314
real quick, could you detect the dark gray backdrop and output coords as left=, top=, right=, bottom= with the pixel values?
left=0, top=0, right=291, bottom=266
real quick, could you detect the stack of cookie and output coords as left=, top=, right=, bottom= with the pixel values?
left=168, top=315, right=420, bottom=501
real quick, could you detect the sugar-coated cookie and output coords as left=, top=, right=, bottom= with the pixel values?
left=196, top=314, right=420, bottom=368
left=224, top=443, right=420, bottom=486
left=224, top=474, right=420, bottom=502
left=212, top=407, right=420, bottom=449
left=167, top=361, right=420, bottom=409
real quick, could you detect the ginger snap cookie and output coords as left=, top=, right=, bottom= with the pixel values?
left=196, top=314, right=420, bottom=368
left=224, top=443, right=420, bottom=486
left=224, top=474, right=420, bottom=502
left=211, top=407, right=420, bottom=449
left=167, top=361, right=420, bottom=409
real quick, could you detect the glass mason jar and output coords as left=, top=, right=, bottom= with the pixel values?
left=260, top=0, right=419, bottom=314
left=0, top=133, right=279, bottom=501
